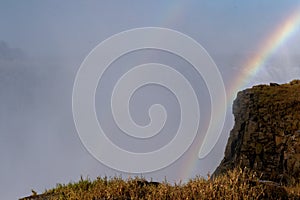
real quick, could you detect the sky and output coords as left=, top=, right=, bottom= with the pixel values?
left=1, top=1, right=300, bottom=199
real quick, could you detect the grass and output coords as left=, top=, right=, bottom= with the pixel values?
left=22, top=168, right=300, bottom=200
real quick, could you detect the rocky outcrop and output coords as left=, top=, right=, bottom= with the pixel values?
left=214, top=80, right=300, bottom=184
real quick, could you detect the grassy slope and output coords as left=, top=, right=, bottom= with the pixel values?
left=23, top=168, right=300, bottom=200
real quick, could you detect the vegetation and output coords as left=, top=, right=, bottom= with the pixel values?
left=23, top=168, right=300, bottom=200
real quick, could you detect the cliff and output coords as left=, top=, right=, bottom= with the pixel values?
left=214, top=80, right=300, bottom=184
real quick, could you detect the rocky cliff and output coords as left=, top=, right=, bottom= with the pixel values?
left=214, top=80, right=300, bottom=184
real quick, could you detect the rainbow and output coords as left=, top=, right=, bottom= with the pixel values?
left=228, top=7, right=300, bottom=104
left=180, top=5, right=300, bottom=181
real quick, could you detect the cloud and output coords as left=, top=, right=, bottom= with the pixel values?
left=0, top=41, right=26, bottom=62
left=0, top=41, right=84, bottom=199
left=250, top=54, right=300, bottom=85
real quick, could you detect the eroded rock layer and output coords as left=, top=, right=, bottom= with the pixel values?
left=214, top=80, right=300, bottom=184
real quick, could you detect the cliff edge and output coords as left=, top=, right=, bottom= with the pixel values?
left=214, top=80, right=300, bottom=184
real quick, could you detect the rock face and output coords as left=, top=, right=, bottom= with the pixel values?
left=214, top=80, right=300, bottom=184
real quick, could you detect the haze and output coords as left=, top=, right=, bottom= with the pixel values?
left=1, top=1, right=300, bottom=199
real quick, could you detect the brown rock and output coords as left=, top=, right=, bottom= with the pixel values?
left=275, top=136, right=284, bottom=146
left=214, top=80, right=300, bottom=184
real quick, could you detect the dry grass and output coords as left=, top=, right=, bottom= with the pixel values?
left=285, top=183, right=300, bottom=199
left=23, top=168, right=298, bottom=200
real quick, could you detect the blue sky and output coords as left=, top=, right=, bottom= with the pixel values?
left=1, top=1, right=300, bottom=199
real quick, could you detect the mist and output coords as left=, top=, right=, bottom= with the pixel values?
left=1, top=1, right=300, bottom=199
